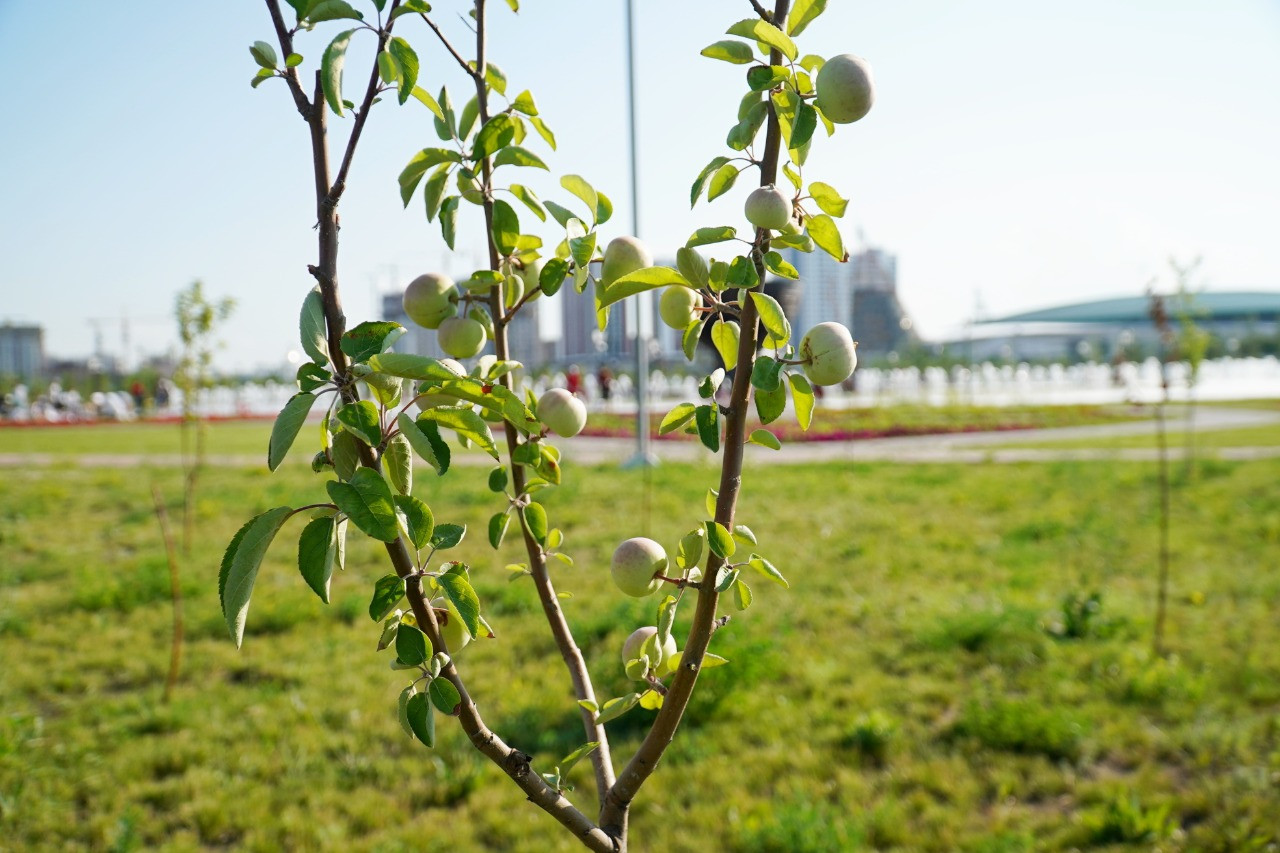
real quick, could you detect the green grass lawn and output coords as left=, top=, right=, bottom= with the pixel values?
left=1001, top=422, right=1280, bottom=451
left=0, top=402, right=1143, bottom=458
left=2, top=447, right=1278, bottom=849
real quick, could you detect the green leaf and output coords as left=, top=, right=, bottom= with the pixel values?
left=473, top=114, right=516, bottom=160
left=750, top=292, right=791, bottom=347
left=508, top=183, right=546, bottom=221
left=682, top=317, right=706, bottom=361
left=691, top=156, right=731, bottom=207
left=387, top=37, right=419, bottom=105
left=806, top=213, right=847, bottom=261
left=439, top=196, right=459, bottom=249
left=596, top=693, right=640, bottom=726
left=560, top=174, right=598, bottom=222
left=711, top=320, right=740, bottom=370
left=320, top=29, right=357, bottom=116
left=335, top=400, right=380, bottom=447
left=789, top=102, right=817, bottom=151
left=332, top=430, right=360, bottom=480
left=705, top=521, right=735, bottom=559
left=340, top=320, right=404, bottom=363
left=727, top=101, right=768, bottom=150
left=725, top=18, right=797, bottom=61
left=808, top=181, right=848, bottom=217
left=522, top=502, right=548, bottom=545
left=700, top=39, right=754, bottom=64
left=396, top=412, right=451, bottom=476
left=764, top=250, right=800, bottom=280
left=686, top=226, right=738, bottom=248
left=297, top=515, right=339, bottom=603
left=529, top=116, right=556, bottom=149
left=599, top=266, right=689, bottom=309
left=675, top=247, right=710, bottom=289
left=429, top=677, right=462, bottom=716
left=755, top=378, right=787, bottom=424
left=748, top=428, right=782, bottom=450
left=490, top=199, right=520, bottom=255
left=733, top=524, right=758, bottom=546
left=488, top=511, right=510, bottom=549
left=487, top=466, right=508, bottom=493
left=434, top=86, right=455, bottom=140
left=457, top=96, right=479, bottom=141
left=406, top=691, right=435, bottom=747
left=705, top=488, right=719, bottom=519
left=789, top=372, right=815, bottom=430
left=786, top=0, right=828, bottom=36
left=715, top=567, right=740, bottom=593
left=396, top=684, right=414, bottom=736
left=399, top=148, right=463, bottom=206
left=268, top=392, right=318, bottom=471
left=749, top=554, right=789, bottom=587
left=408, top=84, right=444, bottom=118
left=299, top=287, right=329, bottom=365
left=423, top=163, right=451, bottom=222
left=368, top=573, right=405, bottom=621
left=396, top=622, right=430, bottom=666
left=703, top=652, right=731, bottom=668
left=484, top=61, right=507, bottom=95
left=677, top=528, right=705, bottom=570
left=430, top=522, right=466, bottom=550
left=327, top=468, right=399, bottom=542
left=368, top=353, right=461, bottom=383
left=219, top=507, right=294, bottom=647
left=297, top=362, right=330, bottom=392
left=492, top=145, right=548, bottom=170
left=384, top=433, right=413, bottom=495
left=418, top=407, right=498, bottom=459
left=559, top=741, right=600, bottom=776
left=438, top=573, right=480, bottom=639
left=285, top=52, right=303, bottom=67
left=752, top=355, right=782, bottom=391
left=512, top=89, right=538, bottom=115
left=733, top=578, right=753, bottom=611
left=659, top=402, right=697, bottom=435
left=393, top=494, right=434, bottom=551
left=694, top=404, right=719, bottom=453
left=746, top=65, right=790, bottom=92
left=706, top=163, right=739, bottom=202
left=306, top=0, right=363, bottom=24
left=250, top=41, right=278, bottom=70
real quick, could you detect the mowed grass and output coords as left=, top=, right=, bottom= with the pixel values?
left=2, top=434, right=1279, bottom=850
left=1000, top=419, right=1280, bottom=451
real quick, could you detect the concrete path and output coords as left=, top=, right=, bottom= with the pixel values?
left=2, top=406, right=1276, bottom=469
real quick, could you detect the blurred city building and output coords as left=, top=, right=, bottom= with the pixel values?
left=782, top=244, right=916, bottom=355
left=0, top=323, right=45, bottom=380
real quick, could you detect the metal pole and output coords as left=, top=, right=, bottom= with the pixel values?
left=624, top=0, right=657, bottom=468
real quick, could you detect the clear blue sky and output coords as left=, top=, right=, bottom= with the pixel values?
left=2, top=1, right=1277, bottom=371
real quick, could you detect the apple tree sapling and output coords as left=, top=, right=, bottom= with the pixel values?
left=224, top=1, right=871, bottom=849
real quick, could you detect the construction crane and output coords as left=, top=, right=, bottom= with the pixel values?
left=86, top=312, right=169, bottom=371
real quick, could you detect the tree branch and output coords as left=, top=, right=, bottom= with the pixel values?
left=420, top=12, right=480, bottom=80
left=600, top=0, right=792, bottom=835
left=265, top=0, right=313, bottom=119
left=468, top=0, right=618, bottom=815
left=264, top=3, right=616, bottom=846
left=331, top=0, right=403, bottom=206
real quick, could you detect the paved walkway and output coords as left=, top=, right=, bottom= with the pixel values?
left=2, top=406, right=1277, bottom=469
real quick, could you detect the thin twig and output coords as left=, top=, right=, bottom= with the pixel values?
left=151, top=484, right=183, bottom=704
left=420, top=13, right=480, bottom=79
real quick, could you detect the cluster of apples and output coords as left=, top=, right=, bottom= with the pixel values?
left=611, top=537, right=681, bottom=680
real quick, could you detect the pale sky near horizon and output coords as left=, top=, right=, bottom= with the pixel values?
left=1, top=1, right=1277, bottom=372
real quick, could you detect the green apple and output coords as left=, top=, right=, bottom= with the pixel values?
left=429, top=596, right=471, bottom=652
left=537, top=388, right=587, bottom=438
left=659, top=286, right=703, bottom=331
left=437, top=316, right=486, bottom=359
left=517, top=259, right=543, bottom=301
left=402, top=273, right=458, bottom=330
left=799, top=321, right=858, bottom=385
left=601, top=236, right=652, bottom=287
left=815, top=53, right=875, bottom=124
left=622, top=626, right=678, bottom=680
left=611, top=537, right=667, bottom=598
left=744, top=185, right=792, bottom=231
